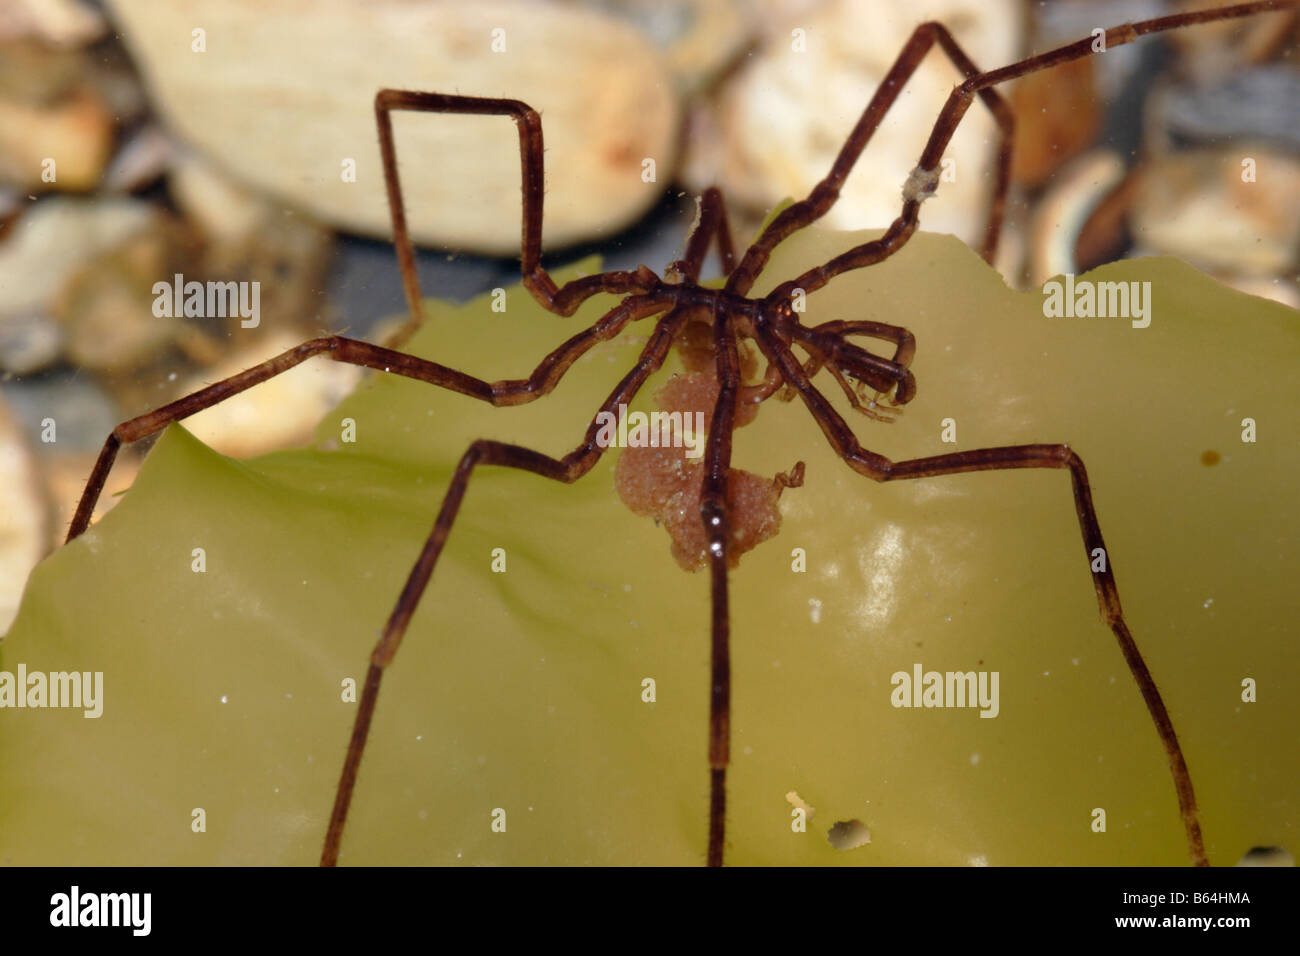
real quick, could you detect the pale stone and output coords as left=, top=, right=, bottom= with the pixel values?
left=0, top=395, right=48, bottom=634
left=0, top=197, right=156, bottom=317
left=103, top=124, right=173, bottom=193
left=0, top=88, right=114, bottom=192
left=682, top=0, right=1023, bottom=248
left=105, top=0, right=681, bottom=254
left=169, top=149, right=272, bottom=245
left=1132, top=146, right=1300, bottom=277
left=181, top=331, right=363, bottom=460
left=0, top=0, right=107, bottom=48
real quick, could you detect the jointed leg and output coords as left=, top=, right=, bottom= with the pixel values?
left=374, top=90, right=661, bottom=346
left=672, top=186, right=737, bottom=284
left=914, top=1, right=1298, bottom=196
left=321, top=305, right=691, bottom=865
left=790, top=319, right=917, bottom=407
left=791, top=335, right=900, bottom=423
left=734, top=1, right=1297, bottom=302
left=700, top=305, right=744, bottom=867
left=766, top=208, right=922, bottom=307
left=882, top=445, right=1205, bottom=865
left=68, top=291, right=670, bottom=540
left=735, top=320, right=915, bottom=413
left=758, top=331, right=1207, bottom=865
left=727, top=20, right=1014, bottom=297
left=803, top=320, right=916, bottom=372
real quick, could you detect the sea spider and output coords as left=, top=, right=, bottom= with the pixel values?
left=57, top=0, right=1298, bottom=867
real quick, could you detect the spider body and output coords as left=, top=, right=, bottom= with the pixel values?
left=22, top=0, right=1296, bottom=867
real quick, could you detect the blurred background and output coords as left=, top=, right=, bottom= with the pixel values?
left=0, top=0, right=1297, bottom=631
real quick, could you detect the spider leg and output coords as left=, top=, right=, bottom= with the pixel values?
left=738, top=359, right=784, bottom=406
left=912, top=1, right=1296, bottom=211
left=805, top=320, right=916, bottom=372
left=67, top=292, right=671, bottom=540
left=739, top=1, right=1297, bottom=306
left=878, top=447, right=1205, bottom=865
left=321, top=305, right=691, bottom=865
left=700, top=302, right=743, bottom=867
left=804, top=319, right=916, bottom=410
left=671, top=186, right=737, bottom=283
left=796, top=334, right=899, bottom=423
left=766, top=208, right=922, bottom=306
left=777, top=0, right=1299, bottom=299
left=790, top=320, right=916, bottom=405
left=727, top=20, right=1014, bottom=297
left=757, top=329, right=1208, bottom=866
left=375, top=90, right=662, bottom=346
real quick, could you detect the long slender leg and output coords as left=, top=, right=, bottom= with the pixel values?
left=671, top=186, right=737, bottom=284
left=790, top=320, right=917, bottom=404
left=777, top=0, right=1299, bottom=299
left=374, top=90, right=662, bottom=344
left=888, top=446, right=1205, bottom=865
left=788, top=333, right=899, bottom=423
left=700, top=303, right=743, bottom=867
left=914, top=1, right=1297, bottom=192
left=757, top=330, right=1208, bottom=865
left=764, top=208, right=922, bottom=314
left=726, top=20, right=1014, bottom=298
left=709, top=0, right=1291, bottom=867
left=68, top=291, right=670, bottom=540
left=321, top=306, right=691, bottom=865
left=804, top=320, right=916, bottom=371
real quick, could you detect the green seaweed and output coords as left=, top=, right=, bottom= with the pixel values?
left=1, top=228, right=1296, bottom=865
